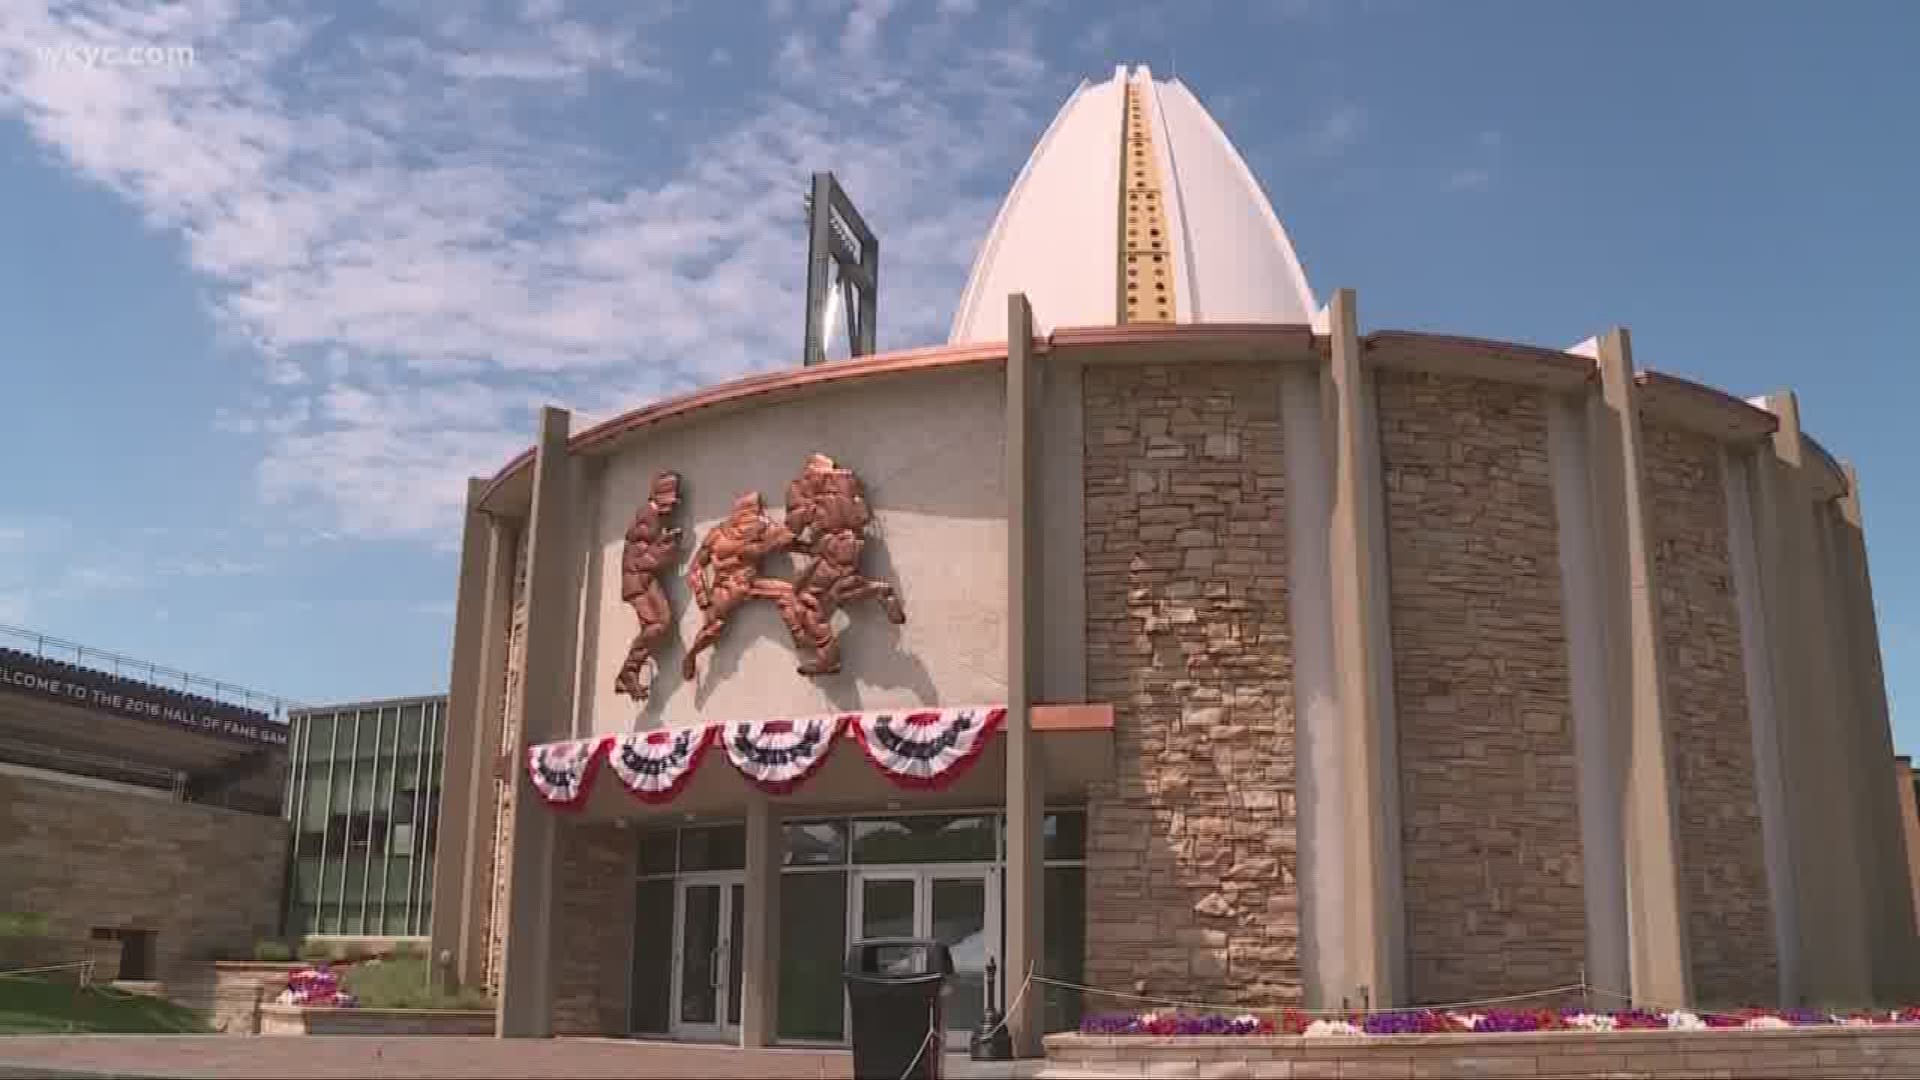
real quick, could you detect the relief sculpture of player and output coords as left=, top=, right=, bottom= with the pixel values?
left=612, top=471, right=684, bottom=702
left=778, top=453, right=907, bottom=677
left=680, top=491, right=797, bottom=683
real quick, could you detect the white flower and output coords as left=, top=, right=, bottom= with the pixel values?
left=1304, top=1019, right=1364, bottom=1037
left=1743, top=1015, right=1792, bottom=1029
left=1664, top=1011, right=1706, bottom=1031
left=1451, top=1013, right=1485, bottom=1030
left=1566, top=1013, right=1616, bottom=1031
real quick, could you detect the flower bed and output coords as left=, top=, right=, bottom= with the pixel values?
left=1052, top=1011, right=1920, bottom=1080
left=274, top=965, right=357, bottom=1009
left=1081, top=1006, right=1920, bottom=1037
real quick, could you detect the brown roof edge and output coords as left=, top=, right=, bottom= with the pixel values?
left=1363, top=329, right=1599, bottom=377
left=475, top=338, right=1017, bottom=509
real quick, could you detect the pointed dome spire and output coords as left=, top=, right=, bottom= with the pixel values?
left=949, top=65, right=1317, bottom=344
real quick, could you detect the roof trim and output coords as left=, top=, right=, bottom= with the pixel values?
left=1634, top=370, right=1780, bottom=444
left=1363, top=330, right=1596, bottom=390
left=477, top=339, right=1016, bottom=512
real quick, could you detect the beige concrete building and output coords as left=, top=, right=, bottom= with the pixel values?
left=429, top=66, right=1914, bottom=1053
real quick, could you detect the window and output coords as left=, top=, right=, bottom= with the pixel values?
left=324, top=812, right=389, bottom=854
left=851, top=814, right=995, bottom=863
left=679, top=824, right=746, bottom=872
left=782, top=821, right=847, bottom=866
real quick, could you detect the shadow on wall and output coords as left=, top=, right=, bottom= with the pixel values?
left=687, top=533, right=938, bottom=713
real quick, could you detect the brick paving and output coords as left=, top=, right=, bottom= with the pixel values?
left=0, top=1036, right=853, bottom=1079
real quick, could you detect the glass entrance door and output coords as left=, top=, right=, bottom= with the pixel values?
left=672, top=874, right=744, bottom=1042
left=852, top=867, right=999, bottom=1049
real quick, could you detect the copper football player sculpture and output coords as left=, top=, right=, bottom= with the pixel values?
left=778, top=453, right=907, bottom=677
left=680, top=491, right=798, bottom=683
left=612, top=471, right=684, bottom=702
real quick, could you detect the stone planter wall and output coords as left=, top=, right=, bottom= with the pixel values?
left=197, top=962, right=303, bottom=1035
left=258, top=1003, right=495, bottom=1037
left=1045, top=1027, right=1920, bottom=1078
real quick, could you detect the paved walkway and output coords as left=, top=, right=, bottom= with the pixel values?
left=0, top=1036, right=1047, bottom=1079
left=0, top=1036, right=851, bottom=1079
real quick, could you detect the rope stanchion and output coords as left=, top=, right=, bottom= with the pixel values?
left=972, top=962, right=1036, bottom=1043
left=0, top=960, right=97, bottom=980
left=895, top=1004, right=938, bottom=1080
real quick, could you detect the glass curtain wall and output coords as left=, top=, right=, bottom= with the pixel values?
left=283, top=695, right=446, bottom=937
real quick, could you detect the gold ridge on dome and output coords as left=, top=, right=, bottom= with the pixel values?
left=1119, top=80, right=1175, bottom=325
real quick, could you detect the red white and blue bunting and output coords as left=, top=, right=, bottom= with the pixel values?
left=608, top=725, right=715, bottom=804
left=522, top=704, right=1009, bottom=808
left=721, top=714, right=848, bottom=796
left=526, top=736, right=608, bottom=810
left=851, top=706, right=1007, bottom=791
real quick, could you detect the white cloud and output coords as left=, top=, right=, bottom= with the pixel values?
left=842, top=0, right=896, bottom=56
left=1307, top=102, right=1365, bottom=156
left=1445, top=167, right=1491, bottom=192
left=0, top=1, right=1058, bottom=542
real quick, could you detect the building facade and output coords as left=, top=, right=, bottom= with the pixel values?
left=0, top=625, right=289, bottom=981
left=284, top=695, right=447, bottom=939
left=428, top=66, right=1914, bottom=1054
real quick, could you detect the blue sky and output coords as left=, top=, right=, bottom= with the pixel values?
left=0, top=1, right=1915, bottom=747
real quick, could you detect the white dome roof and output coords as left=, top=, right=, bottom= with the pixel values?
left=948, top=65, right=1318, bottom=345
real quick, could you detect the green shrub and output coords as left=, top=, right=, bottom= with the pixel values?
left=252, top=940, right=293, bottom=962
left=339, top=955, right=491, bottom=1011
left=0, top=913, right=49, bottom=938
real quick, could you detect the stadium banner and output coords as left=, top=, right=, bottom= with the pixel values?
left=0, top=648, right=288, bottom=747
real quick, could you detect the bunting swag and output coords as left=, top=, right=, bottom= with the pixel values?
left=723, top=714, right=848, bottom=795
left=852, top=706, right=1008, bottom=791
left=527, top=736, right=609, bottom=810
left=521, top=704, right=1016, bottom=809
left=608, top=725, right=715, bottom=804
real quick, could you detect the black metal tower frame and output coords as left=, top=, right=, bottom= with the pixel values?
left=802, top=171, right=878, bottom=366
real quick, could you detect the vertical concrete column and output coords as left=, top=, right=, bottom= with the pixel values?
left=740, top=798, right=783, bottom=1047
left=1547, top=391, right=1630, bottom=1004
left=457, top=512, right=519, bottom=988
left=497, top=407, right=575, bottom=1038
left=1893, top=758, right=1920, bottom=937
left=1325, top=288, right=1401, bottom=1007
left=1722, top=446, right=1797, bottom=1003
left=568, top=457, right=604, bottom=739
left=1588, top=329, right=1690, bottom=1008
left=430, top=479, right=494, bottom=988
left=1003, top=293, right=1047, bottom=1055
left=1281, top=360, right=1344, bottom=1009
left=1757, top=392, right=1870, bottom=1006
left=1827, top=465, right=1914, bottom=1001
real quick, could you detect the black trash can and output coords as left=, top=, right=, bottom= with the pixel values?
left=844, top=937, right=952, bottom=1080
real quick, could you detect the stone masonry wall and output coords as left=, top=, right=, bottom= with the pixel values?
left=0, top=769, right=287, bottom=982
left=1377, top=371, right=1586, bottom=1004
left=1642, top=419, right=1776, bottom=1005
left=551, top=821, right=635, bottom=1035
left=1082, top=360, right=1300, bottom=1008
left=483, top=532, right=530, bottom=996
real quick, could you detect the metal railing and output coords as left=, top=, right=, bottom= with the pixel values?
left=0, top=623, right=301, bottom=721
